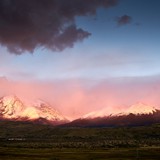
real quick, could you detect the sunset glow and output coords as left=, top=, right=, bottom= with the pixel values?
left=0, top=0, right=160, bottom=119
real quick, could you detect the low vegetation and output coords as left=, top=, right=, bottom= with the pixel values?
left=0, top=120, right=160, bottom=159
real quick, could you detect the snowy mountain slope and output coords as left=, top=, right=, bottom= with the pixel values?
left=0, top=95, right=67, bottom=124
left=83, top=102, right=158, bottom=119
left=126, top=103, right=157, bottom=115
left=32, top=100, right=67, bottom=121
left=61, top=103, right=160, bottom=127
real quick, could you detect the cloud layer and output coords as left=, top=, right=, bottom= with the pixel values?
left=0, top=0, right=118, bottom=54
left=116, top=14, right=132, bottom=26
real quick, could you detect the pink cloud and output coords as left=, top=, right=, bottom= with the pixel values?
left=1, top=76, right=160, bottom=119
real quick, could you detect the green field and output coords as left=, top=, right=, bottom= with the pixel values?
left=0, top=121, right=160, bottom=159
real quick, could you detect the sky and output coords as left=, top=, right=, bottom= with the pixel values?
left=0, top=0, right=160, bottom=119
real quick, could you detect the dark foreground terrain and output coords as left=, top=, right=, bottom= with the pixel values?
left=0, top=120, right=160, bottom=159
left=0, top=147, right=160, bottom=160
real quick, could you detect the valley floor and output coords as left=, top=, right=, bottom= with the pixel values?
left=0, top=121, right=160, bottom=159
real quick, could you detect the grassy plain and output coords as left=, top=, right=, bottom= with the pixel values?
left=0, top=121, right=160, bottom=159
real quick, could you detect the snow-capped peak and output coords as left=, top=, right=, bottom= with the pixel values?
left=0, top=95, right=67, bottom=123
left=126, top=102, right=156, bottom=115
left=82, top=103, right=158, bottom=119
left=1, top=95, right=22, bottom=106
left=32, top=100, right=67, bottom=121
left=0, top=95, right=24, bottom=118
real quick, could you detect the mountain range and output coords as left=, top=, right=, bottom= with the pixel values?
left=0, top=95, right=68, bottom=125
left=0, top=95, right=160, bottom=127
left=63, top=103, right=160, bottom=127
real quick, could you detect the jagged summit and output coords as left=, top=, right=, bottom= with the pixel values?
left=0, top=95, right=67, bottom=124
left=0, top=95, right=24, bottom=119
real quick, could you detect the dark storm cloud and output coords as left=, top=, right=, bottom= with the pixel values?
left=0, top=0, right=118, bottom=54
left=116, top=15, right=132, bottom=26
